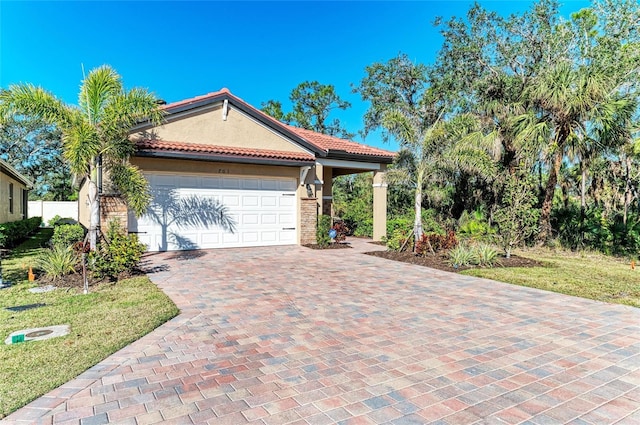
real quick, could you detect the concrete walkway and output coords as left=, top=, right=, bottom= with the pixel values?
left=5, top=238, right=640, bottom=424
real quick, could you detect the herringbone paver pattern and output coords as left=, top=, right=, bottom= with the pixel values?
left=5, top=239, right=640, bottom=424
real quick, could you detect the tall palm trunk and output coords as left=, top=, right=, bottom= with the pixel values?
left=624, top=155, right=632, bottom=225
left=413, top=168, right=424, bottom=251
left=414, top=187, right=423, bottom=249
left=87, top=161, right=100, bottom=249
left=538, top=148, right=563, bottom=242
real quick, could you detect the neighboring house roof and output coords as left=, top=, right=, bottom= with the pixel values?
left=0, top=159, right=32, bottom=188
left=137, top=88, right=395, bottom=164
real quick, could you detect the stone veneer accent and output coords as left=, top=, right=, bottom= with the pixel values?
left=100, top=195, right=128, bottom=231
left=300, top=197, right=318, bottom=245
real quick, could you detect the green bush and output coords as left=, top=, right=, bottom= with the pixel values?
left=0, top=217, right=42, bottom=248
left=48, top=215, right=63, bottom=227
left=316, top=215, right=332, bottom=247
left=51, top=224, right=85, bottom=248
left=473, top=244, right=499, bottom=267
left=458, top=208, right=495, bottom=242
left=448, top=244, right=476, bottom=268
left=35, top=245, right=78, bottom=280
left=386, top=228, right=413, bottom=252
left=90, top=221, right=146, bottom=280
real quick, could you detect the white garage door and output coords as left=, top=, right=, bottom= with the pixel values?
left=129, top=173, right=297, bottom=251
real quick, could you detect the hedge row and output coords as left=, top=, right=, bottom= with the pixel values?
left=0, top=217, right=42, bottom=248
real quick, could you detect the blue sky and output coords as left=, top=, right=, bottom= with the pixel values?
left=1, top=1, right=589, bottom=150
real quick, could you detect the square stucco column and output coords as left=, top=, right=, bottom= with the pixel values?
left=372, top=166, right=387, bottom=241
left=322, top=166, right=333, bottom=216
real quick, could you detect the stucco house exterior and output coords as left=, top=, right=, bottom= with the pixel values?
left=0, top=159, right=31, bottom=223
left=79, top=89, right=395, bottom=252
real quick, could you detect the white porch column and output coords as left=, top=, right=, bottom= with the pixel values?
left=372, top=165, right=387, bottom=241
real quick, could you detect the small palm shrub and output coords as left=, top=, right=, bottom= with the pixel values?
left=474, top=244, right=499, bottom=267
left=51, top=224, right=85, bottom=248
left=448, top=244, right=476, bottom=268
left=36, top=245, right=78, bottom=280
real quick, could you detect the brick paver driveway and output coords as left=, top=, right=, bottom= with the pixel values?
left=6, top=239, right=640, bottom=424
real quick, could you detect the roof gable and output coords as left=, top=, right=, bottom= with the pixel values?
left=0, top=159, right=32, bottom=188
left=137, top=88, right=395, bottom=164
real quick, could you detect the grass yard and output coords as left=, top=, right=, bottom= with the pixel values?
left=0, top=229, right=179, bottom=418
left=462, top=247, right=640, bottom=308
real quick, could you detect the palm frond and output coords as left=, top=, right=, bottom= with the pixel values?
left=0, top=84, right=72, bottom=127
left=79, top=65, right=122, bottom=124
left=109, top=163, right=151, bottom=217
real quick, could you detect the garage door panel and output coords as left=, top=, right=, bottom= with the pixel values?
left=201, top=233, right=220, bottom=245
left=201, top=177, right=222, bottom=188
left=261, top=196, right=277, bottom=207
left=136, top=174, right=297, bottom=251
left=279, top=213, right=295, bottom=225
left=242, top=232, right=259, bottom=243
left=280, top=196, right=295, bottom=207
left=242, top=179, right=261, bottom=190
left=261, top=214, right=277, bottom=225
left=223, top=178, right=241, bottom=189
left=243, top=214, right=259, bottom=225
left=243, top=196, right=259, bottom=207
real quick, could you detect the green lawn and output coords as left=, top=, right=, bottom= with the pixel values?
left=462, top=248, right=640, bottom=308
left=0, top=229, right=179, bottom=418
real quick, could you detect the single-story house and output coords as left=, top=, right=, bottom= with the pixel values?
left=0, top=159, right=32, bottom=223
left=79, top=89, right=395, bottom=251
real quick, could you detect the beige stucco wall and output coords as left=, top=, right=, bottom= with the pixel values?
left=132, top=104, right=309, bottom=154
left=0, top=171, right=28, bottom=223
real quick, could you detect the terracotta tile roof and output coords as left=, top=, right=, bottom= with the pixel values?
left=160, top=88, right=231, bottom=110
left=136, top=140, right=315, bottom=163
left=285, top=125, right=395, bottom=159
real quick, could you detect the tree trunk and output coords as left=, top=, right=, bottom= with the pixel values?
left=538, top=149, right=563, bottom=242
left=414, top=186, right=423, bottom=252
left=624, top=155, right=631, bottom=225
left=87, top=161, right=100, bottom=250
left=580, top=160, right=586, bottom=210
left=87, top=178, right=100, bottom=250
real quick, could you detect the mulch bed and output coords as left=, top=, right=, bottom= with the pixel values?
left=365, top=250, right=543, bottom=273
left=303, top=242, right=352, bottom=250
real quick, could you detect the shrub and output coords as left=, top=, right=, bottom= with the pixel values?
left=90, top=221, right=146, bottom=280
left=35, top=245, right=78, bottom=280
left=316, top=215, right=332, bottom=247
left=493, top=176, right=539, bottom=258
left=51, top=224, right=85, bottom=248
left=48, top=215, right=63, bottom=227
left=474, top=244, right=499, bottom=267
left=448, top=244, right=476, bottom=268
left=415, top=230, right=458, bottom=256
left=386, top=228, right=413, bottom=252
left=458, top=208, right=495, bottom=242
left=0, top=217, right=42, bottom=248
left=331, top=220, right=349, bottom=243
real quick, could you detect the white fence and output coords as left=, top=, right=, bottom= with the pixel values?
left=28, top=201, right=78, bottom=225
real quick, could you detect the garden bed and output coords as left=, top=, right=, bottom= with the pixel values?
left=365, top=250, right=542, bottom=273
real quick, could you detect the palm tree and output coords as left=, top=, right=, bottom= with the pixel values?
left=513, top=62, right=635, bottom=241
left=0, top=65, right=164, bottom=248
left=383, top=102, right=496, bottom=248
